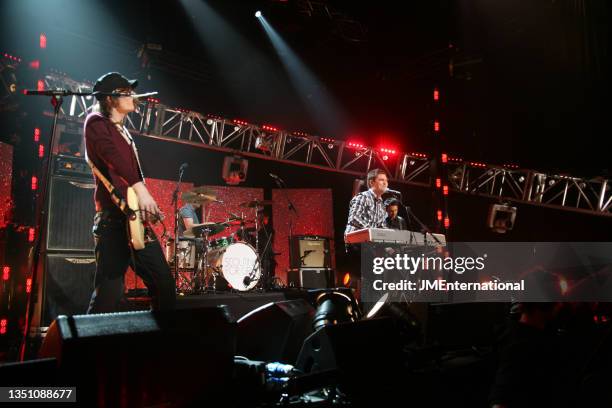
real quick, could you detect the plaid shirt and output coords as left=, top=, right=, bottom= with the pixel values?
left=345, top=189, right=388, bottom=235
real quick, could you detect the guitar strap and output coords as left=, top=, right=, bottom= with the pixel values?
left=85, top=157, right=135, bottom=219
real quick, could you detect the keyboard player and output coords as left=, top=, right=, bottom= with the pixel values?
left=344, top=168, right=389, bottom=239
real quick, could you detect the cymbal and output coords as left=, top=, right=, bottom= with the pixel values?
left=239, top=199, right=273, bottom=208
left=185, top=222, right=228, bottom=237
left=187, top=186, right=217, bottom=195
left=182, top=191, right=218, bottom=204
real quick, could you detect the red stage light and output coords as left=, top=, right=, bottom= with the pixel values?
left=262, top=124, right=278, bottom=132
left=2, top=266, right=9, bottom=281
left=437, top=210, right=443, bottom=221
left=0, top=318, right=7, bottom=335
left=433, top=88, right=439, bottom=101
left=559, top=277, right=568, bottom=295
left=34, top=127, right=41, bottom=142
left=40, top=33, right=47, bottom=49
left=37, top=79, right=44, bottom=91
left=31, top=176, right=38, bottom=190
left=38, top=144, right=44, bottom=158
left=343, top=273, right=351, bottom=286
left=444, top=216, right=450, bottom=228
left=443, top=185, right=449, bottom=196
left=26, top=278, right=32, bottom=293
left=28, top=228, right=35, bottom=242
left=435, top=178, right=441, bottom=188
left=29, top=60, right=40, bottom=70
left=441, top=153, right=448, bottom=163
left=434, top=121, right=440, bottom=132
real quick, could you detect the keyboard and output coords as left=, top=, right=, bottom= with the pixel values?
left=345, top=228, right=446, bottom=247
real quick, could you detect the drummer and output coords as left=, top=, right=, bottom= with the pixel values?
left=178, top=202, right=202, bottom=238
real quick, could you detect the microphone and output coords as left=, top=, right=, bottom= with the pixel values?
left=385, top=188, right=402, bottom=196
left=269, top=173, right=281, bottom=180
left=179, top=163, right=188, bottom=172
left=243, top=276, right=251, bottom=286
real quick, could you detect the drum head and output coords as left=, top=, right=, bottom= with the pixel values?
left=220, top=242, right=260, bottom=291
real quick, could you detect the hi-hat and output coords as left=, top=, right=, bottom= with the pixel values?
left=239, top=199, right=273, bottom=208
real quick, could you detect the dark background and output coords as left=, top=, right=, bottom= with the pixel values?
left=1, top=0, right=609, bottom=176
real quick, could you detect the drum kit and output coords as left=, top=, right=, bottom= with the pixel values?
left=165, top=186, right=273, bottom=294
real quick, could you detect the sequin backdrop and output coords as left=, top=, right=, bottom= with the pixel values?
left=125, top=181, right=263, bottom=290
left=125, top=178, right=194, bottom=289
left=0, top=142, right=13, bottom=228
left=272, top=188, right=335, bottom=284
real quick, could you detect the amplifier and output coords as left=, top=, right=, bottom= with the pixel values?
left=290, top=235, right=331, bottom=269
left=53, top=154, right=93, bottom=178
left=43, top=253, right=96, bottom=326
left=288, top=268, right=334, bottom=289
left=47, top=174, right=95, bottom=251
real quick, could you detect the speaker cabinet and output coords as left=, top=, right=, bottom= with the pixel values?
left=290, top=235, right=331, bottom=268
left=237, top=299, right=314, bottom=364
left=43, top=253, right=96, bottom=326
left=288, top=268, right=334, bottom=288
left=39, top=306, right=236, bottom=407
left=47, top=174, right=95, bottom=251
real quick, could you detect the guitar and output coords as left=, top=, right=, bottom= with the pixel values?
left=127, top=186, right=146, bottom=250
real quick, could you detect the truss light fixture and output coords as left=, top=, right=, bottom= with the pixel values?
left=255, top=10, right=262, bottom=18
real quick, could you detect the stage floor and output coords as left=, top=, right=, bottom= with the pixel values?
left=123, top=289, right=308, bottom=321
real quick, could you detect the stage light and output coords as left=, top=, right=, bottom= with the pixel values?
left=2, top=266, right=9, bottom=281
left=38, top=144, right=45, bottom=158
left=488, top=203, right=517, bottom=234
left=366, top=292, right=389, bottom=318
left=366, top=293, right=421, bottom=343
left=433, top=88, right=439, bottom=101
left=437, top=210, right=443, bottom=221
left=222, top=155, right=248, bottom=185
left=441, top=153, right=448, bottom=163
left=26, top=278, right=32, bottom=293
left=29, top=60, right=40, bottom=70
left=40, top=33, right=47, bottom=49
left=28, top=228, right=35, bottom=242
left=31, top=176, right=38, bottom=190
left=434, top=121, right=440, bottom=132
left=34, top=127, right=40, bottom=142
left=312, top=290, right=359, bottom=330
left=37, top=79, right=44, bottom=91
left=255, top=10, right=262, bottom=18
left=0, top=318, right=7, bottom=335
left=444, top=216, right=450, bottom=228
left=443, top=185, right=449, bottom=196
left=435, top=178, right=441, bottom=188
left=342, top=272, right=351, bottom=286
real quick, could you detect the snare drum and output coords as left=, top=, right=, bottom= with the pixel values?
left=165, top=238, right=197, bottom=270
left=207, top=242, right=260, bottom=291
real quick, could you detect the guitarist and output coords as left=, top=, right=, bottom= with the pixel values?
left=84, top=72, right=175, bottom=313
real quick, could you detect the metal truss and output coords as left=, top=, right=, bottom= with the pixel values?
left=42, top=72, right=611, bottom=217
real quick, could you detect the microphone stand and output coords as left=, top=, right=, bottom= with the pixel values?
left=171, top=165, right=186, bottom=290
left=274, top=177, right=298, bottom=275
left=19, top=89, right=90, bottom=359
left=403, top=204, right=444, bottom=247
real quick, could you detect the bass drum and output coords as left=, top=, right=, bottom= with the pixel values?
left=208, top=242, right=260, bottom=291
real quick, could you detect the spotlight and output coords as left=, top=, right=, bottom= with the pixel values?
left=255, top=11, right=262, bottom=18
left=366, top=293, right=422, bottom=344
left=222, top=155, right=248, bottom=185
left=312, top=290, right=360, bottom=330
left=488, top=203, right=517, bottom=234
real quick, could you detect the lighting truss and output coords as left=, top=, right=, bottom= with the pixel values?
left=42, top=72, right=611, bottom=217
